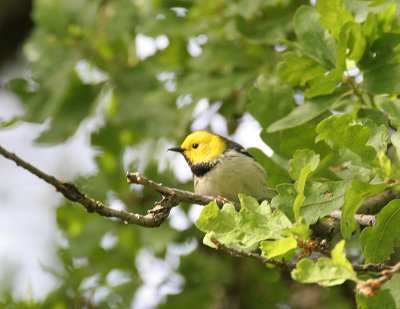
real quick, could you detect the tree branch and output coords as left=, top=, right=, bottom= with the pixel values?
left=311, top=217, right=339, bottom=239
left=126, top=171, right=235, bottom=208
left=328, top=210, right=376, bottom=227
left=317, top=190, right=400, bottom=236
left=353, top=263, right=392, bottom=272
left=0, top=145, right=169, bottom=227
left=357, top=190, right=400, bottom=215
left=0, top=144, right=230, bottom=227
left=356, top=261, right=400, bottom=296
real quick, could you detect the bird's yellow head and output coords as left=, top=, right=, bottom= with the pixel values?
left=168, top=131, right=227, bottom=165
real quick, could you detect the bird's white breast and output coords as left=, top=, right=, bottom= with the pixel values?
left=194, top=150, right=268, bottom=202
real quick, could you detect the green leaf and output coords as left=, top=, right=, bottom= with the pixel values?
left=267, top=93, right=342, bottom=133
left=331, top=239, right=354, bottom=272
left=7, top=78, right=33, bottom=105
left=356, top=290, right=396, bottom=309
left=248, top=78, right=295, bottom=131
left=316, top=114, right=377, bottom=165
left=360, top=199, right=400, bottom=263
left=391, top=131, right=400, bottom=162
left=362, top=11, right=379, bottom=44
left=365, top=64, right=400, bottom=95
left=304, top=69, right=343, bottom=99
left=273, top=181, right=351, bottom=224
left=247, top=78, right=296, bottom=157
left=292, top=258, right=351, bottom=286
left=289, top=150, right=320, bottom=220
left=195, top=197, right=292, bottom=250
left=179, top=72, right=254, bottom=101
left=291, top=240, right=357, bottom=286
left=290, top=218, right=311, bottom=240
left=37, top=73, right=101, bottom=142
left=272, top=184, right=297, bottom=221
left=340, top=181, right=387, bottom=239
left=301, top=181, right=351, bottom=224
left=293, top=6, right=336, bottom=69
left=336, top=22, right=367, bottom=68
left=379, top=97, right=400, bottom=128
left=344, top=23, right=366, bottom=62
left=360, top=33, right=400, bottom=71
left=235, top=12, right=290, bottom=45
left=358, top=107, right=388, bottom=128
left=316, top=0, right=353, bottom=39
left=260, top=236, right=297, bottom=259
left=365, top=120, right=389, bottom=154
left=278, top=52, right=326, bottom=86
left=279, top=116, right=333, bottom=156
left=189, top=39, right=260, bottom=73
left=382, top=274, right=400, bottom=309
left=289, top=150, right=320, bottom=181
left=8, top=60, right=103, bottom=143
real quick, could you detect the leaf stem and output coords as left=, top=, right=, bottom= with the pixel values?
left=345, top=75, right=370, bottom=107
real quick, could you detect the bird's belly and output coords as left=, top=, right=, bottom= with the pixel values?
left=194, top=154, right=267, bottom=202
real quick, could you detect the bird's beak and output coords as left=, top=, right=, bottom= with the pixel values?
left=168, top=146, right=185, bottom=153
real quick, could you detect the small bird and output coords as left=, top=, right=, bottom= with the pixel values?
left=168, top=130, right=274, bottom=202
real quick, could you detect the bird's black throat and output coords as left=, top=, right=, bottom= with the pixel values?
left=189, top=161, right=217, bottom=177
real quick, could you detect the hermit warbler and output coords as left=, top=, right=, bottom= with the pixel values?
left=169, top=131, right=274, bottom=202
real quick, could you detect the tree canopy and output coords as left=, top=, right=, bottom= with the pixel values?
left=2, top=0, right=400, bottom=308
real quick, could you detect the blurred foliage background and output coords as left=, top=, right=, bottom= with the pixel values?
left=2, top=0, right=400, bottom=308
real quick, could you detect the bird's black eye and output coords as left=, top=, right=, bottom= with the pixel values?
left=192, top=143, right=199, bottom=149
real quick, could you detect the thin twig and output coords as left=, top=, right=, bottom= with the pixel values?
left=345, top=75, right=369, bottom=107
left=0, top=145, right=170, bottom=227
left=126, top=172, right=236, bottom=208
left=353, top=263, right=392, bottom=272
left=356, top=261, right=400, bottom=296
left=210, top=238, right=292, bottom=271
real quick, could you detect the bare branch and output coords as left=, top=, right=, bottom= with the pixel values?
left=0, top=144, right=172, bottom=227
left=126, top=171, right=235, bottom=208
left=356, top=261, right=400, bottom=296
left=329, top=210, right=376, bottom=227
left=318, top=190, right=400, bottom=235
left=357, top=190, right=400, bottom=215
left=0, top=144, right=233, bottom=227
left=311, top=218, right=339, bottom=239
left=353, top=263, right=392, bottom=272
